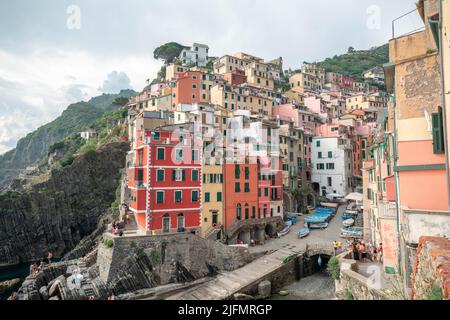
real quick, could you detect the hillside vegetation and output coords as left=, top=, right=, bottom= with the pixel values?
left=0, top=90, right=136, bottom=189
left=315, top=44, right=389, bottom=82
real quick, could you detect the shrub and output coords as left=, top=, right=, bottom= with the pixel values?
left=427, top=285, right=444, bottom=300
left=104, top=239, right=114, bottom=248
left=59, top=155, right=75, bottom=167
left=344, top=289, right=354, bottom=300
left=150, top=250, right=161, bottom=265
left=327, top=256, right=341, bottom=280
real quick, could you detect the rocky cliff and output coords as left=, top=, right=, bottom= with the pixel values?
left=0, top=142, right=129, bottom=266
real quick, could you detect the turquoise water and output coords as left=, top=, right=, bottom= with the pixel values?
left=0, top=264, right=29, bottom=300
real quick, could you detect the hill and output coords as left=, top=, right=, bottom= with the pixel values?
left=315, top=44, right=389, bottom=83
left=0, top=90, right=136, bottom=189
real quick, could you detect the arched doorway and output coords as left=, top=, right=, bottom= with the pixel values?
left=307, top=194, right=316, bottom=207
left=265, top=224, right=276, bottom=238
left=163, top=214, right=170, bottom=233
left=312, top=183, right=320, bottom=193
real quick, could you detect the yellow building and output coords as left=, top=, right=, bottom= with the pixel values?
left=201, top=159, right=225, bottom=240
left=165, top=64, right=190, bottom=81
left=210, top=84, right=277, bottom=116
left=345, top=92, right=388, bottom=111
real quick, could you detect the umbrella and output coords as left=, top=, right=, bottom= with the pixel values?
left=345, top=193, right=363, bottom=202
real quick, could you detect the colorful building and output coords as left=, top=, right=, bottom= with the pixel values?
left=127, top=124, right=202, bottom=235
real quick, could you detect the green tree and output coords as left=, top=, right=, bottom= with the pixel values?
left=153, top=42, right=188, bottom=65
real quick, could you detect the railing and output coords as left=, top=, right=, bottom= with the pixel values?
left=392, top=7, right=425, bottom=39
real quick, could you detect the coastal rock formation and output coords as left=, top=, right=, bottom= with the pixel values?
left=15, top=233, right=256, bottom=300
left=0, top=142, right=129, bottom=266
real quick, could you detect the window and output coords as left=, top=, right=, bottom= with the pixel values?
left=326, top=163, right=335, bottom=170
left=244, top=183, right=250, bottom=193
left=432, top=107, right=445, bottom=154
left=245, top=167, right=250, bottom=179
left=175, top=191, right=182, bottom=203
left=157, top=169, right=164, bottom=182
left=191, top=190, right=199, bottom=202
left=156, top=191, right=164, bottom=204
left=217, top=192, right=222, bottom=202
left=153, top=132, right=160, bottom=141
left=172, top=169, right=185, bottom=181
left=236, top=204, right=242, bottom=220
left=157, top=148, right=165, bottom=160
left=192, top=84, right=197, bottom=89
left=328, top=177, right=332, bottom=187
left=328, top=151, right=333, bottom=158
left=205, top=192, right=210, bottom=203
left=317, top=163, right=325, bottom=170
left=316, top=140, right=320, bottom=147
left=235, top=183, right=241, bottom=192
left=264, top=188, right=269, bottom=197
left=245, top=207, right=249, bottom=219
left=192, top=169, right=199, bottom=182
left=175, top=149, right=183, bottom=161
left=235, top=165, right=240, bottom=179
left=192, top=150, right=199, bottom=161
left=318, top=152, right=322, bottom=159
left=258, top=188, right=261, bottom=197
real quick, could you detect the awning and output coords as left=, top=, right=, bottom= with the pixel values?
left=345, top=192, right=363, bottom=202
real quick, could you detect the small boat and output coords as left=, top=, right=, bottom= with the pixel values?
left=320, top=202, right=339, bottom=209
left=278, top=222, right=292, bottom=237
left=340, top=226, right=363, bottom=238
left=309, top=222, right=329, bottom=230
left=297, top=227, right=310, bottom=238
left=343, top=219, right=355, bottom=227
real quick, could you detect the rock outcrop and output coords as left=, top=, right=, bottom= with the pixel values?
left=0, top=142, right=129, bottom=266
left=411, top=236, right=450, bottom=300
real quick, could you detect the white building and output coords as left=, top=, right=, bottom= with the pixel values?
left=179, top=43, right=209, bottom=67
left=80, top=129, right=98, bottom=140
left=311, top=137, right=353, bottom=197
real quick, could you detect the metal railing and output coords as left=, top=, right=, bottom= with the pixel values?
left=392, top=7, right=425, bottom=39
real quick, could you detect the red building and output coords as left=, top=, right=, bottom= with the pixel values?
left=224, top=70, right=247, bottom=86
left=172, top=71, right=202, bottom=106
left=223, top=163, right=259, bottom=230
left=128, top=124, right=202, bottom=235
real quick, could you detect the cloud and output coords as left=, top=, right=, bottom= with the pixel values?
left=0, top=48, right=159, bottom=155
left=98, top=71, right=131, bottom=94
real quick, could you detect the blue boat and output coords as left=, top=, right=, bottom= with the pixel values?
left=298, top=227, right=310, bottom=238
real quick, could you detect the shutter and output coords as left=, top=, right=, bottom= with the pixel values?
left=182, top=170, right=186, bottom=181
left=172, top=170, right=176, bottom=181
left=432, top=110, right=444, bottom=154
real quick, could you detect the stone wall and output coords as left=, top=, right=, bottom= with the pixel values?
left=411, top=236, right=450, bottom=300
left=97, top=233, right=255, bottom=295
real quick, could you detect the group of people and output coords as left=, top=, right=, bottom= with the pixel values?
left=29, top=252, right=53, bottom=276
left=111, top=221, right=123, bottom=236
left=350, top=239, right=383, bottom=263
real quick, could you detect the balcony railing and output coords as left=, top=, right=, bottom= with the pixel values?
left=134, top=180, right=146, bottom=189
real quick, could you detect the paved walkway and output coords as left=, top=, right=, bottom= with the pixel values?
left=165, top=245, right=303, bottom=300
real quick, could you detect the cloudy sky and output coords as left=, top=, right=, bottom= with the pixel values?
left=0, top=0, right=422, bottom=154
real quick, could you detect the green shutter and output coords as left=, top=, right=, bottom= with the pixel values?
left=172, top=170, right=176, bottom=181
left=432, top=109, right=445, bottom=154
left=182, top=170, right=186, bottom=181
left=157, top=170, right=164, bottom=181
left=217, top=192, right=222, bottom=202
left=157, top=192, right=164, bottom=203
left=175, top=191, right=182, bottom=203
left=192, top=170, right=198, bottom=181
left=205, top=192, right=210, bottom=203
